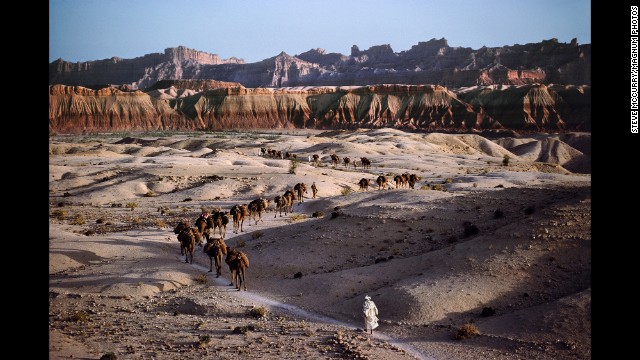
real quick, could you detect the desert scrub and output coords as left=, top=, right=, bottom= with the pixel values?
left=288, top=214, right=306, bottom=222
left=52, top=209, right=67, bottom=220
left=70, top=311, right=89, bottom=322
left=198, top=334, right=212, bottom=348
left=444, top=177, right=453, bottom=184
left=132, top=217, right=142, bottom=225
left=289, top=158, right=298, bottom=174
left=125, top=202, right=138, bottom=211
left=420, top=185, right=430, bottom=190
left=155, top=219, right=167, bottom=228
left=250, top=306, right=269, bottom=318
left=100, top=353, right=117, bottom=360
left=340, top=186, right=354, bottom=196
left=312, top=210, right=324, bottom=218
left=455, top=323, right=480, bottom=340
left=73, top=214, right=86, bottom=225
left=144, top=190, right=156, bottom=197
left=251, top=230, right=264, bottom=239
left=194, top=274, right=208, bottom=284
left=502, top=154, right=510, bottom=166
left=237, top=239, right=247, bottom=248
left=431, top=184, right=444, bottom=191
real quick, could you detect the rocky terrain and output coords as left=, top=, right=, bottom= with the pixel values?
left=49, top=38, right=590, bottom=89
left=49, top=129, right=591, bottom=359
left=49, top=83, right=590, bottom=133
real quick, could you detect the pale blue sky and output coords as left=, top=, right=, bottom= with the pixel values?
left=49, top=0, right=591, bottom=63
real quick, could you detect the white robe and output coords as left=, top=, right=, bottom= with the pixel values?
left=363, top=300, right=379, bottom=330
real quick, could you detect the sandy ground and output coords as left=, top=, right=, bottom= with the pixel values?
left=49, top=129, right=591, bottom=359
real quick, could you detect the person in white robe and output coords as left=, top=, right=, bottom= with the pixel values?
left=362, top=295, right=379, bottom=334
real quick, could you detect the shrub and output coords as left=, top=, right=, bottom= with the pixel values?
left=132, top=217, right=142, bottom=225
left=233, top=325, right=255, bottom=334
left=294, top=272, right=303, bottom=279
left=444, top=177, right=453, bottom=184
left=198, top=334, right=211, bottom=348
left=251, top=231, right=264, bottom=239
left=288, top=214, right=306, bottom=222
left=144, top=190, right=156, bottom=197
left=420, top=185, right=430, bottom=190
left=289, top=158, right=298, bottom=174
left=502, top=154, right=510, bottom=166
left=183, top=198, right=193, bottom=202
left=96, top=218, right=105, bottom=224
left=73, top=215, right=86, bottom=225
left=431, top=184, right=444, bottom=191
left=194, top=274, right=208, bottom=284
left=250, top=306, right=268, bottom=318
left=340, top=187, right=354, bottom=196
left=84, top=229, right=96, bottom=236
left=155, top=219, right=167, bottom=228
left=125, top=202, right=138, bottom=211
left=71, top=311, right=89, bottom=322
left=52, top=209, right=67, bottom=220
left=463, top=222, right=479, bottom=238
left=524, top=206, right=536, bottom=215
left=312, top=211, right=324, bottom=218
left=237, top=239, right=247, bottom=248
left=454, top=323, right=480, bottom=340
left=304, top=327, right=316, bottom=337
left=493, top=209, right=504, bottom=219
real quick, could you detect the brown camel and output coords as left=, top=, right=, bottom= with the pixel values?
left=173, top=221, right=189, bottom=255
left=408, top=174, right=421, bottom=189
left=211, top=211, right=230, bottom=238
left=230, top=204, right=249, bottom=234
left=273, top=195, right=288, bottom=217
left=376, top=175, right=389, bottom=190
left=343, top=157, right=351, bottom=168
left=360, top=157, right=371, bottom=169
left=283, top=189, right=297, bottom=213
left=311, top=182, right=318, bottom=198
left=330, top=154, right=340, bottom=167
left=203, top=237, right=227, bottom=276
left=294, top=183, right=308, bottom=205
left=358, top=178, right=371, bottom=191
left=226, top=248, right=250, bottom=291
left=248, top=198, right=271, bottom=225
left=177, top=227, right=196, bottom=264
left=312, top=154, right=320, bottom=166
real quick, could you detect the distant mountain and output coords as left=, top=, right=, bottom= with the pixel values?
left=49, top=38, right=590, bottom=89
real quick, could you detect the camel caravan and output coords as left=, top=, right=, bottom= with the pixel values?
left=170, top=147, right=426, bottom=291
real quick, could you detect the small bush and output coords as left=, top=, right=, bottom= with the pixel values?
left=96, top=218, right=105, bottom=224
left=455, top=323, right=480, bottom=340
left=473, top=182, right=478, bottom=188
left=198, top=334, right=212, bottom=348
left=294, top=272, right=303, bottom=279
left=340, top=187, right=354, bottom=196
left=233, top=325, right=256, bottom=334
left=312, top=211, right=324, bottom=218
left=194, top=274, right=208, bottom=284
left=84, top=229, right=96, bottom=236
left=52, top=209, right=67, bottom=220
left=125, top=202, right=138, bottom=211
left=71, top=311, right=89, bottom=322
left=183, top=198, right=193, bottom=202
left=289, top=159, right=298, bottom=174
left=251, top=231, right=264, bottom=239
left=73, top=215, right=86, bottom=225
left=304, top=327, right=316, bottom=337
left=132, top=217, right=142, bottom=225
left=502, top=154, right=510, bottom=166
left=524, top=206, right=536, bottom=215
left=250, top=306, right=268, bottom=318
left=420, top=185, right=430, bottom=190
left=444, top=178, right=453, bottom=184
left=431, top=184, right=444, bottom=191
left=237, top=239, right=247, bottom=248
left=494, top=209, right=504, bottom=219
left=100, top=352, right=117, bottom=360
left=330, top=211, right=341, bottom=219
left=63, top=192, right=72, bottom=197
left=144, top=190, right=156, bottom=197
left=463, top=222, right=479, bottom=238
left=155, top=219, right=167, bottom=228
left=288, top=214, right=306, bottom=222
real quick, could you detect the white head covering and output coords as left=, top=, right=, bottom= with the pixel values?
left=364, top=295, right=371, bottom=300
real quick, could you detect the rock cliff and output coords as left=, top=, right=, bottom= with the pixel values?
left=50, top=38, right=590, bottom=89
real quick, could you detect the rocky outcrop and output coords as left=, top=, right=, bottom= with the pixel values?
left=49, top=83, right=590, bottom=133
left=50, top=38, right=590, bottom=89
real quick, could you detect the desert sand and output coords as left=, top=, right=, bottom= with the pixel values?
left=49, top=129, right=591, bottom=359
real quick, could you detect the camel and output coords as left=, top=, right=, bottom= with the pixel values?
left=360, top=157, right=371, bottom=169
left=276, top=150, right=284, bottom=159
left=294, top=183, right=308, bottom=205
left=225, top=248, right=250, bottom=291
left=343, top=157, right=351, bottom=168
left=358, top=178, right=371, bottom=191
left=203, top=237, right=227, bottom=276
left=177, top=227, right=196, bottom=264
left=311, top=182, right=318, bottom=198
left=260, top=147, right=267, bottom=156
left=376, top=175, right=389, bottom=190
left=195, top=213, right=212, bottom=240
left=248, top=198, right=271, bottom=225
left=173, top=221, right=189, bottom=255
left=330, top=154, right=340, bottom=167
left=230, top=204, right=249, bottom=234
left=283, top=189, right=297, bottom=213
left=211, top=211, right=230, bottom=238
left=273, top=195, right=288, bottom=217
left=312, top=154, right=320, bottom=166
left=408, top=174, right=421, bottom=189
